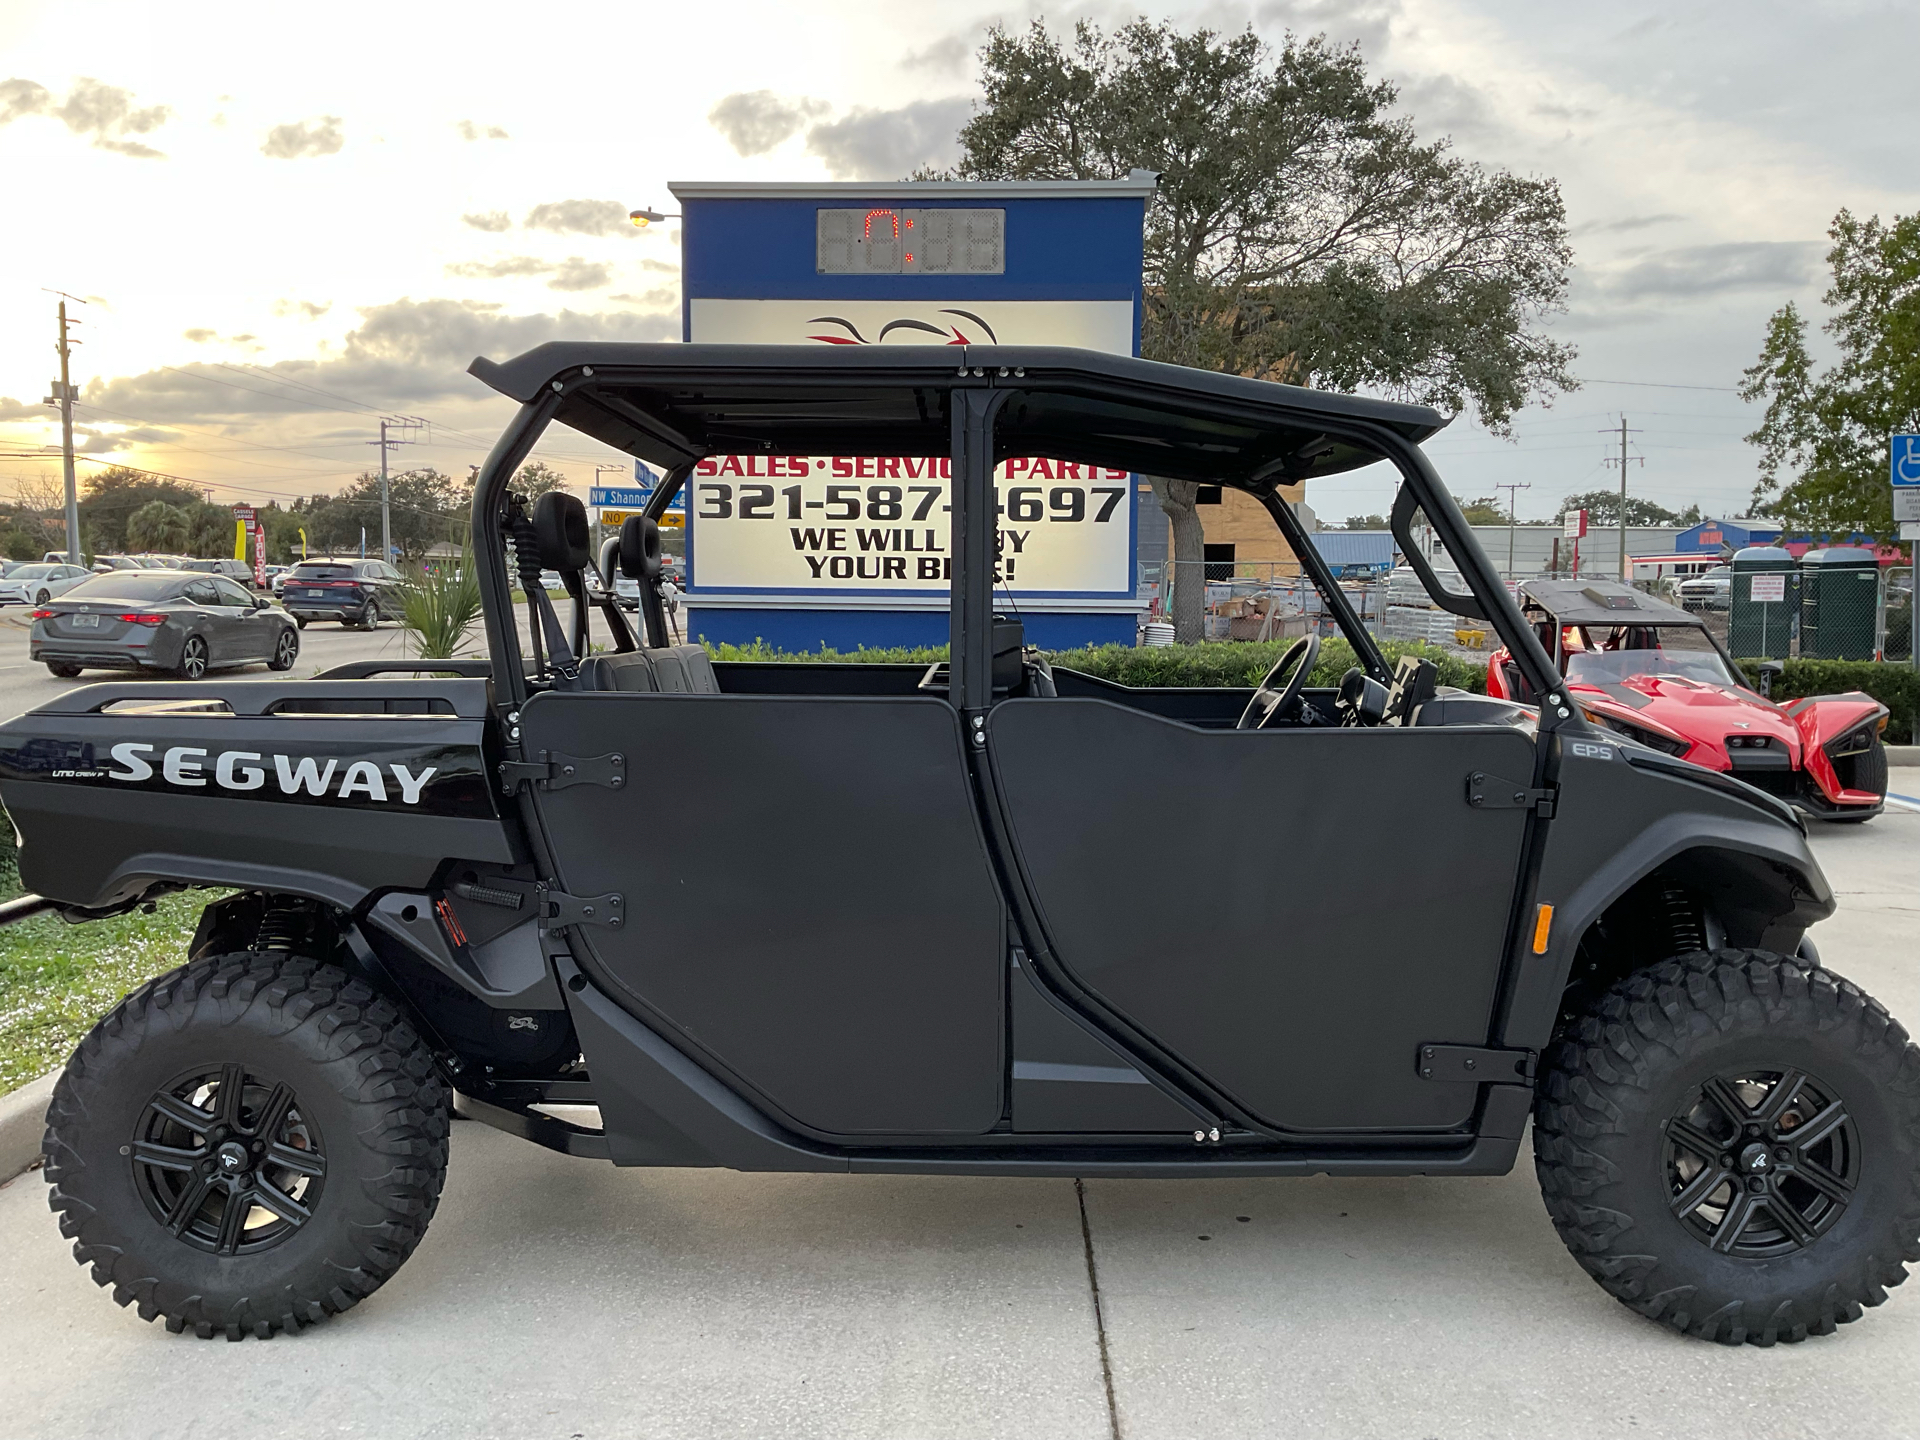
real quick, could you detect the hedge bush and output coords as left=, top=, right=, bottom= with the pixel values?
left=708, top=637, right=1487, bottom=693
left=1046, top=638, right=1486, bottom=692
left=1734, top=658, right=1919, bottom=745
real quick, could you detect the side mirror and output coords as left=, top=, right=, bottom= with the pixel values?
left=1756, top=659, right=1784, bottom=698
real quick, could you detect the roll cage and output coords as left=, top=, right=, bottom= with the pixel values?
left=466, top=343, right=1572, bottom=720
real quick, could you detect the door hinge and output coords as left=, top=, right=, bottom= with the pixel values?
left=1415, top=1043, right=1536, bottom=1085
left=533, top=885, right=624, bottom=930
left=1466, top=771, right=1554, bottom=817
left=497, top=750, right=626, bottom=795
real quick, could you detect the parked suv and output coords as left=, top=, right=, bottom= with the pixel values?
left=279, top=558, right=403, bottom=628
left=1677, top=565, right=1733, bottom=611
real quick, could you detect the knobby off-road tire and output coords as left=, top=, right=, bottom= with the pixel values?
left=1535, top=949, right=1920, bottom=1345
left=42, top=953, right=450, bottom=1340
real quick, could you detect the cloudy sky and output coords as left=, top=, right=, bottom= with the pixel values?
left=2, top=0, right=1915, bottom=525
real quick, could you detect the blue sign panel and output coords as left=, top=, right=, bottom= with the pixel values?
left=1894, top=434, right=1920, bottom=486
left=669, top=174, right=1156, bottom=651
left=590, top=487, right=654, bottom=508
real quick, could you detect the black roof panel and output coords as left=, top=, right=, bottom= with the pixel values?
left=467, top=343, right=1447, bottom=485
left=1520, top=577, right=1702, bottom=627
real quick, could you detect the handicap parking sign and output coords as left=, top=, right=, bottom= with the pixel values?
left=1895, top=434, right=1920, bottom=485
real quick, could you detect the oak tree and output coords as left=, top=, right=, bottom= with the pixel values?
left=954, top=19, right=1576, bottom=637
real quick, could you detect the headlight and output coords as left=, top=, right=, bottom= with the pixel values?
left=1582, top=708, right=1691, bottom=756
left=1826, top=721, right=1881, bottom=758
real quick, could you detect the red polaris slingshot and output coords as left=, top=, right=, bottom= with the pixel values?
left=1486, top=578, right=1889, bottom=822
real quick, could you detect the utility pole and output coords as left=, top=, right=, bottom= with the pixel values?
left=368, top=416, right=426, bottom=563
left=42, top=294, right=86, bottom=564
left=1494, top=481, right=1531, bottom=579
left=1601, top=416, right=1644, bottom=583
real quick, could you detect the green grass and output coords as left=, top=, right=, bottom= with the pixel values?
left=0, top=808, right=203, bottom=1095
left=0, top=895, right=203, bottom=1095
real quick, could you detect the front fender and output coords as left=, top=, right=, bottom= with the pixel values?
left=1498, top=738, right=1832, bottom=1052
left=1786, top=693, right=1888, bottom=803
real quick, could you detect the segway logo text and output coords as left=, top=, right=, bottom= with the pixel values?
left=106, top=743, right=436, bottom=804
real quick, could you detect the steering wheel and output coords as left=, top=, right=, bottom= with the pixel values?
left=1238, top=634, right=1320, bottom=730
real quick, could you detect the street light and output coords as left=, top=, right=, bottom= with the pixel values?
left=629, top=206, right=681, bottom=228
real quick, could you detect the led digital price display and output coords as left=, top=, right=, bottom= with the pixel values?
left=816, top=208, right=1005, bottom=275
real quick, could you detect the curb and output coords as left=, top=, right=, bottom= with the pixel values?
left=0, top=1071, right=56, bottom=1185
left=1888, top=746, right=1918, bottom=768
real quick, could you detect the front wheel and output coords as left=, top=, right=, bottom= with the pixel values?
left=35, top=588, right=50, bottom=605
left=41, top=953, right=450, bottom=1339
left=176, top=634, right=209, bottom=680
left=1535, top=950, right=1920, bottom=1345
left=267, top=626, right=299, bottom=671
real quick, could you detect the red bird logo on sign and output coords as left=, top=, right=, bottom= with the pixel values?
left=805, top=309, right=1001, bottom=346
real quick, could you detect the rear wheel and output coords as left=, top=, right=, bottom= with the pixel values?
left=176, top=634, right=209, bottom=680
left=360, top=597, right=382, bottom=630
left=46, top=661, right=82, bottom=678
left=267, top=626, right=299, bottom=671
left=41, top=953, right=450, bottom=1339
left=294, top=615, right=309, bottom=629
left=1535, top=950, right=1920, bottom=1345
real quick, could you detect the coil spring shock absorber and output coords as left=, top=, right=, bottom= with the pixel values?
left=253, top=898, right=310, bottom=953
left=1661, top=881, right=1706, bottom=956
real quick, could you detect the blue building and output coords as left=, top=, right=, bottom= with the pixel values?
left=1675, top=519, right=1782, bottom=556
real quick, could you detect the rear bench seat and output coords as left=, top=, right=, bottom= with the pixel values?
left=577, top=644, right=721, bottom=694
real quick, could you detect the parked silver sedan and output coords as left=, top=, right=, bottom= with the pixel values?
left=29, top=570, right=300, bottom=679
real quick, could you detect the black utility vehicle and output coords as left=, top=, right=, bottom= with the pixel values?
left=280, top=557, right=403, bottom=628
left=2, top=345, right=1915, bottom=1346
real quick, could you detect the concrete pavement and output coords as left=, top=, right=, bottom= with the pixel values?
left=0, top=812, right=1915, bottom=1438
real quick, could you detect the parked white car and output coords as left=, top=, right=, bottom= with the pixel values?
left=0, top=562, right=94, bottom=606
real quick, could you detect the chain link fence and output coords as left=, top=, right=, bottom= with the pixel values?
left=1140, top=555, right=1918, bottom=666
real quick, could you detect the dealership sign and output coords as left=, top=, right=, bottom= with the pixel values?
left=689, top=454, right=1133, bottom=595
left=685, top=299, right=1140, bottom=598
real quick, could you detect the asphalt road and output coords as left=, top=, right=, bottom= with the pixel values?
left=0, top=811, right=1916, bottom=1438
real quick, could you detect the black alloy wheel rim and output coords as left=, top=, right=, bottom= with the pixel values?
left=1664, top=1067, right=1858, bottom=1257
left=274, top=629, right=298, bottom=666
left=181, top=636, right=208, bottom=679
left=129, top=1063, right=327, bottom=1256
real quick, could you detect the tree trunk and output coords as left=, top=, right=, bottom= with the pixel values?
left=1151, top=476, right=1206, bottom=644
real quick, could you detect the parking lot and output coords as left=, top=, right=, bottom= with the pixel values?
left=0, top=608, right=440, bottom=723
left=1, top=795, right=1914, bottom=1438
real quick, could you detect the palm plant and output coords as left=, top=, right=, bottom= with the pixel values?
left=398, top=550, right=482, bottom=659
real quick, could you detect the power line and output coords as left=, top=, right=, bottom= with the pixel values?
left=1579, top=376, right=1741, bottom=393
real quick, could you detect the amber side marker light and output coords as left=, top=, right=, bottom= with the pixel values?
left=1532, top=904, right=1554, bottom=955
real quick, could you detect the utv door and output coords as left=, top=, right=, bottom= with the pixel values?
left=518, top=689, right=1008, bottom=1137
left=987, top=701, right=1537, bottom=1133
